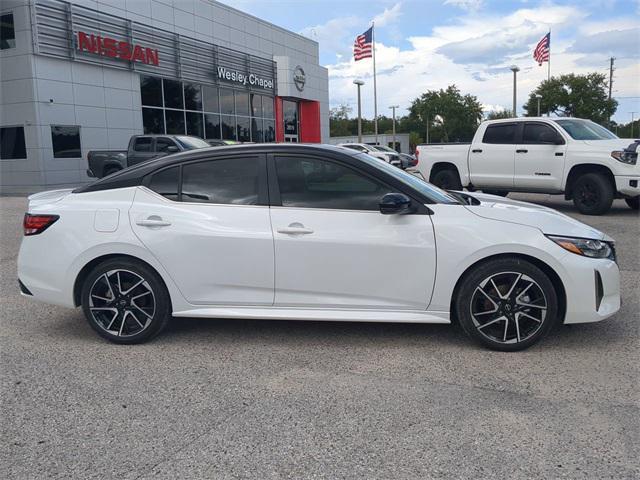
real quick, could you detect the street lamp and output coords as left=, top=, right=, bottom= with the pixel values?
left=535, top=94, right=542, bottom=117
left=631, top=112, right=638, bottom=138
left=510, top=65, right=520, bottom=117
left=389, top=105, right=399, bottom=151
left=353, top=79, right=365, bottom=143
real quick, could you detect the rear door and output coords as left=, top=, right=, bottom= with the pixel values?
left=268, top=153, right=436, bottom=310
left=514, top=122, right=567, bottom=191
left=468, top=123, right=517, bottom=188
left=128, top=137, right=157, bottom=166
left=130, top=154, right=274, bottom=305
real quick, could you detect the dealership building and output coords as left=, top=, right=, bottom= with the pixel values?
left=0, top=0, right=329, bottom=192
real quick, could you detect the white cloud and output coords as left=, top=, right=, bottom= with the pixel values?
left=444, top=0, right=483, bottom=11
left=373, top=2, right=402, bottom=27
left=322, top=3, right=639, bottom=122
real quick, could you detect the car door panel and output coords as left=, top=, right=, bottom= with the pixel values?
left=514, top=122, right=567, bottom=190
left=469, top=123, right=517, bottom=188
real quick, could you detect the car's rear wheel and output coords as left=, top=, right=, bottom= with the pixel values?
left=455, top=257, right=559, bottom=351
left=625, top=196, right=639, bottom=210
left=81, top=258, right=171, bottom=344
left=572, top=173, right=613, bottom=215
left=431, top=168, right=462, bottom=190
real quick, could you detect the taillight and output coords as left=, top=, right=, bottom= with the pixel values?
left=23, top=214, right=59, bottom=236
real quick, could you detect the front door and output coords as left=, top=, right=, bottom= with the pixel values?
left=514, top=122, right=567, bottom=191
left=268, top=154, right=437, bottom=310
left=130, top=155, right=274, bottom=305
left=469, top=122, right=517, bottom=189
left=283, top=100, right=299, bottom=143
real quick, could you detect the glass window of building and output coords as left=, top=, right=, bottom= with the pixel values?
left=283, top=100, right=298, bottom=136
left=221, top=115, right=236, bottom=140
left=142, top=108, right=164, bottom=134
left=163, top=78, right=183, bottom=109
left=250, top=94, right=262, bottom=118
left=165, top=110, right=185, bottom=134
left=184, top=83, right=202, bottom=111
left=205, top=113, right=221, bottom=139
left=237, top=117, right=250, bottom=142
left=0, top=126, right=26, bottom=159
left=219, top=89, right=235, bottom=115
left=251, top=118, right=263, bottom=143
left=0, top=13, right=15, bottom=50
left=51, top=126, right=81, bottom=158
left=203, top=85, right=219, bottom=113
left=264, top=120, right=275, bottom=142
left=140, top=76, right=162, bottom=107
left=186, top=112, right=204, bottom=138
left=235, top=92, right=250, bottom=116
left=262, top=96, right=274, bottom=119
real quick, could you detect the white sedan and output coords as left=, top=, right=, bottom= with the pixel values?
left=17, top=144, right=620, bottom=350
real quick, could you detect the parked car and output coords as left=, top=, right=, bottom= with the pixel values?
left=398, top=152, right=418, bottom=170
left=87, top=135, right=210, bottom=178
left=415, top=118, right=639, bottom=214
left=206, top=139, right=240, bottom=147
left=18, top=144, right=620, bottom=351
left=338, top=143, right=400, bottom=166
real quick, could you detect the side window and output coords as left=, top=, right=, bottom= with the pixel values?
left=148, top=166, right=179, bottom=201
left=181, top=158, right=259, bottom=205
left=156, top=137, right=177, bottom=153
left=0, top=126, right=26, bottom=159
left=482, top=124, right=517, bottom=144
left=523, top=123, right=561, bottom=144
left=51, top=125, right=81, bottom=158
left=275, top=156, right=392, bottom=211
left=133, top=137, right=153, bottom=152
left=1, top=12, right=15, bottom=50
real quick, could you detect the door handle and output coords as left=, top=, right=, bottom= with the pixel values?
left=136, top=216, right=171, bottom=227
left=471, top=149, right=482, bottom=153
left=516, top=149, right=528, bottom=153
left=277, top=222, right=313, bottom=235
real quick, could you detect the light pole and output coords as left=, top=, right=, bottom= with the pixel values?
left=353, top=79, right=365, bottom=143
left=631, top=112, right=638, bottom=138
left=389, top=105, right=399, bottom=151
left=535, top=94, right=542, bottom=117
left=510, top=65, right=520, bottom=117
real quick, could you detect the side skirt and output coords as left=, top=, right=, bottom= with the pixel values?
left=172, top=306, right=451, bottom=324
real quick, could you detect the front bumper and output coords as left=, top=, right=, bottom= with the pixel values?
left=615, top=175, right=639, bottom=197
left=561, top=253, right=620, bottom=324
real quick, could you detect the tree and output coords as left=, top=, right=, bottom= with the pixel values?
left=330, top=104, right=353, bottom=137
left=486, top=110, right=513, bottom=120
left=523, top=73, right=617, bottom=124
left=407, top=85, right=484, bottom=143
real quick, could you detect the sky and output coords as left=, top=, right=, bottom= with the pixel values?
left=223, top=0, right=640, bottom=124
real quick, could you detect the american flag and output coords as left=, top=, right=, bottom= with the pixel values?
left=354, top=27, right=373, bottom=61
left=533, top=32, right=550, bottom=66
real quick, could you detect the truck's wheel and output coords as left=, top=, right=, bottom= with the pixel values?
left=103, top=166, right=121, bottom=177
left=625, top=196, right=639, bottom=210
left=572, top=173, right=614, bottom=215
left=431, top=168, right=462, bottom=190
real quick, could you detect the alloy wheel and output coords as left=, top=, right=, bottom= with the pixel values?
left=577, top=181, right=600, bottom=209
left=88, top=269, right=156, bottom=337
left=470, top=271, right=547, bottom=345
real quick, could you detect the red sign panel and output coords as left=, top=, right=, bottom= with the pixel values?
left=76, top=31, right=159, bottom=66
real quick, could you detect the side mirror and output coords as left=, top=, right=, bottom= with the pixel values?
left=166, top=145, right=179, bottom=153
left=379, top=193, right=413, bottom=215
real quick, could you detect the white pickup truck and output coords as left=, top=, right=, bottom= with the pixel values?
left=415, top=117, right=639, bottom=215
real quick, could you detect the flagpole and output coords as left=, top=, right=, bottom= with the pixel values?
left=372, top=22, right=378, bottom=144
left=547, top=29, right=551, bottom=81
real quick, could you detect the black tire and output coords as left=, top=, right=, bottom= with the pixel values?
left=572, top=173, right=614, bottom=215
left=454, top=257, right=559, bottom=351
left=431, top=168, right=462, bottom=190
left=102, top=166, right=121, bottom=177
left=482, top=190, right=509, bottom=197
left=625, top=196, right=639, bottom=210
left=81, top=258, right=171, bottom=344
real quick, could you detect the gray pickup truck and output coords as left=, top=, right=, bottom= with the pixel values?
left=87, top=134, right=210, bottom=178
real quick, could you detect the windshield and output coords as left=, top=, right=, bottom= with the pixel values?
left=176, top=136, right=211, bottom=149
left=355, top=153, right=461, bottom=205
left=554, top=119, right=618, bottom=140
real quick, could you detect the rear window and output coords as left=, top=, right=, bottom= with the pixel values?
left=482, top=124, right=517, bottom=144
left=134, top=137, right=153, bottom=152
left=148, top=166, right=179, bottom=201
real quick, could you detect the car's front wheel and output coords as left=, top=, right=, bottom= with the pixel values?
left=572, top=173, right=613, bottom=215
left=455, top=257, right=559, bottom=351
left=81, top=258, right=171, bottom=344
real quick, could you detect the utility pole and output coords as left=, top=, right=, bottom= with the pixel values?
left=389, top=105, right=399, bottom=151
left=631, top=112, right=637, bottom=138
left=608, top=57, right=615, bottom=125
left=353, top=79, right=365, bottom=143
left=510, top=65, right=520, bottom=117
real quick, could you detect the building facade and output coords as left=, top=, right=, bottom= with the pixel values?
left=0, top=0, right=329, bottom=192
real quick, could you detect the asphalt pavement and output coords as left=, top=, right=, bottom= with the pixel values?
left=1, top=193, right=638, bottom=479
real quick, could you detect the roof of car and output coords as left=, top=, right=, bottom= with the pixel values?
left=74, top=143, right=362, bottom=193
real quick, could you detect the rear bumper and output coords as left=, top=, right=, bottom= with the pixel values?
left=615, top=175, right=639, bottom=197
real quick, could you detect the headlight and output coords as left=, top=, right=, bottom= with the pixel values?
left=546, top=235, right=616, bottom=261
left=611, top=150, right=637, bottom=165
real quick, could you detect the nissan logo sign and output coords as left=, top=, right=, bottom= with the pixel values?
left=293, top=65, right=306, bottom=92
